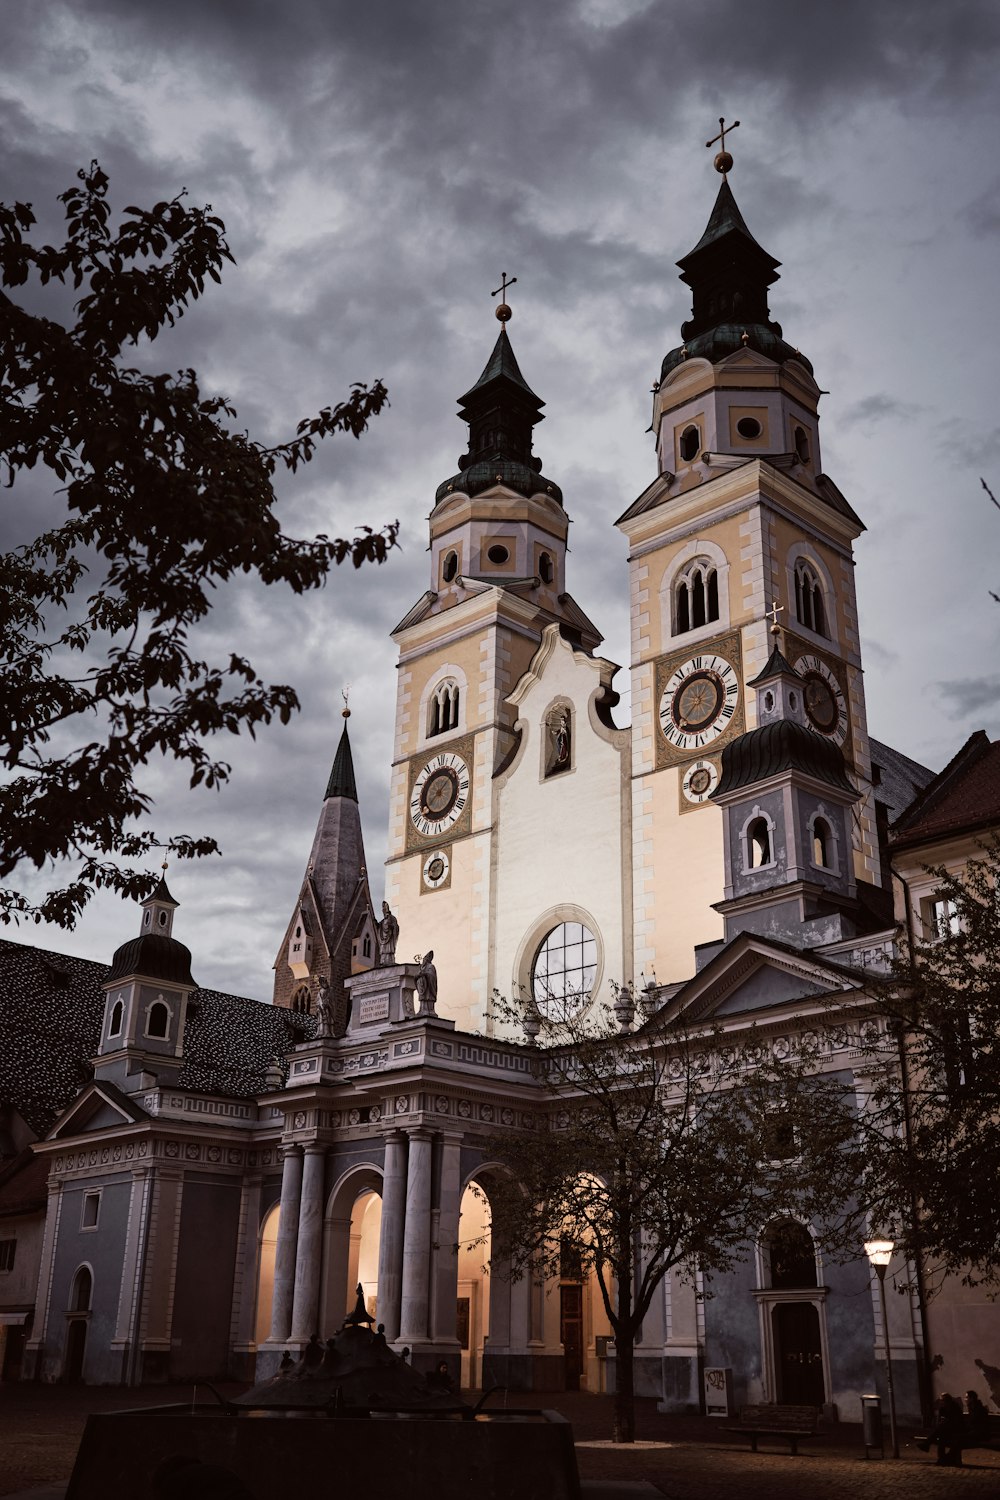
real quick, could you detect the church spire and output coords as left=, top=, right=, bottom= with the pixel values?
left=325, top=717, right=358, bottom=803
left=435, top=299, right=562, bottom=506
left=660, top=160, right=811, bottom=381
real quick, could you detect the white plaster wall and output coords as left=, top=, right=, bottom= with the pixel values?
left=491, top=631, right=629, bottom=1026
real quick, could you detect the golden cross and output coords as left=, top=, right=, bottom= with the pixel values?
left=491, top=271, right=517, bottom=305
left=706, top=116, right=740, bottom=153
left=765, top=598, right=784, bottom=636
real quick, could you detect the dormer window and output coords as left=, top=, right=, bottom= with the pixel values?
left=794, top=561, right=826, bottom=637
left=428, top=678, right=460, bottom=737
left=675, top=560, right=719, bottom=635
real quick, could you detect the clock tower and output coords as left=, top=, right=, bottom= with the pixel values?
left=617, top=158, right=880, bottom=985
left=385, top=306, right=602, bottom=1030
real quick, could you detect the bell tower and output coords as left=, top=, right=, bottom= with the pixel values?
left=617, top=134, right=879, bottom=986
left=385, top=294, right=602, bottom=1030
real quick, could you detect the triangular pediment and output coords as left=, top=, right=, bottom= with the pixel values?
left=652, top=933, right=860, bottom=1030
left=46, top=1081, right=150, bottom=1141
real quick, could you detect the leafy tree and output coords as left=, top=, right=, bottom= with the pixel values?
left=857, top=843, right=1000, bottom=1290
left=0, top=163, right=394, bottom=926
left=481, top=988, right=864, bottom=1443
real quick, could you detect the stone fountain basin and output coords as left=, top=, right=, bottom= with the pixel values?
left=65, top=1405, right=581, bottom=1500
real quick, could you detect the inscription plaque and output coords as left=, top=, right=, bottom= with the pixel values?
left=359, top=993, right=390, bottom=1025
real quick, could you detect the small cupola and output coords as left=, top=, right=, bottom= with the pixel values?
left=139, top=875, right=178, bottom=939
left=748, top=639, right=807, bottom=729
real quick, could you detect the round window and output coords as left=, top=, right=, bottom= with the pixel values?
left=531, top=922, right=597, bottom=1017
left=487, top=544, right=510, bottom=565
left=736, top=416, right=762, bottom=439
left=679, top=426, right=700, bottom=463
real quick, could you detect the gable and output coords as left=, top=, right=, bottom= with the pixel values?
left=48, top=1082, right=149, bottom=1140
left=711, top=961, right=832, bottom=1017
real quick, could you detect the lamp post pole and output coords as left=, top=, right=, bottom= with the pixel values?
left=865, top=1238, right=900, bottom=1459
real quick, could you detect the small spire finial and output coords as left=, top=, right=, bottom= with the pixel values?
left=491, top=270, right=517, bottom=324
left=706, top=116, right=740, bottom=178
left=341, top=685, right=351, bottom=719
left=765, top=598, right=784, bottom=638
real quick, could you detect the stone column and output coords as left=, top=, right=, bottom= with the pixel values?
left=267, top=1145, right=303, bottom=1344
left=430, top=1134, right=463, bottom=1344
left=399, top=1129, right=433, bottom=1344
left=229, top=1172, right=264, bottom=1358
left=290, top=1144, right=327, bottom=1341
left=377, top=1131, right=407, bottom=1342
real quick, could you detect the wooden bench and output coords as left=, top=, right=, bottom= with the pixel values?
left=732, top=1403, right=821, bottom=1454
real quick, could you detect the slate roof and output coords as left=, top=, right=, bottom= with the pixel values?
left=714, top=719, right=856, bottom=797
left=0, top=937, right=314, bottom=1139
left=459, top=327, right=542, bottom=408
left=0, top=1148, right=51, bottom=1217
left=325, top=719, right=359, bottom=802
left=869, top=736, right=936, bottom=824
left=890, top=731, right=1000, bottom=850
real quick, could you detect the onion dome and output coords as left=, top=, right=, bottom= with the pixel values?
left=714, top=719, right=856, bottom=799
left=661, top=179, right=812, bottom=381
left=107, top=932, right=195, bottom=986
left=435, top=326, right=563, bottom=505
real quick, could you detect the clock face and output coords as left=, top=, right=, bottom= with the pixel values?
left=795, top=654, right=848, bottom=744
left=422, top=849, right=450, bottom=890
left=409, top=752, right=470, bottom=837
left=660, top=653, right=740, bottom=752
left=682, top=758, right=719, bottom=805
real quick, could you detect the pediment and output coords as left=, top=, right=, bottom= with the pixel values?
left=655, top=934, right=859, bottom=1029
left=46, top=1081, right=149, bottom=1141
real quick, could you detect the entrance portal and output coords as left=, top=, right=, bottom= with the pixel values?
left=560, top=1284, right=583, bottom=1392
left=773, top=1301, right=824, bottom=1405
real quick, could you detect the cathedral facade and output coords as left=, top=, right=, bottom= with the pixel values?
left=3, top=158, right=998, bottom=1421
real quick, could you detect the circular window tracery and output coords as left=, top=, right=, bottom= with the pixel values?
left=531, top=922, right=597, bottom=1017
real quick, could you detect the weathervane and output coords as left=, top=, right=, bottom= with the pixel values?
left=342, top=685, right=351, bottom=719
left=492, top=271, right=517, bottom=324
left=706, top=116, right=740, bottom=178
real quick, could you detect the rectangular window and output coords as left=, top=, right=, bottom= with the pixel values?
left=925, top=896, right=960, bottom=940
left=81, top=1191, right=101, bottom=1230
left=0, top=1239, right=15, bottom=1272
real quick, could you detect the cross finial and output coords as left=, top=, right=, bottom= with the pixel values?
left=491, top=271, right=517, bottom=324
left=342, top=684, right=351, bottom=719
left=706, top=116, right=740, bottom=178
left=765, top=598, right=784, bottom=637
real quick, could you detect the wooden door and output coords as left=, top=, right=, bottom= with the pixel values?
left=773, top=1301, right=824, bottom=1406
left=560, top=1284, right=583, bottom=1392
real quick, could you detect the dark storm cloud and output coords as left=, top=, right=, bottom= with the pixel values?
left=3, top=0, right=999, bottom=996
left=938, top=677, right=1000, bottom=720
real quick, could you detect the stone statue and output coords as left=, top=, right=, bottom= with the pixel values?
left=315, top=979, right=335, bottom=1039
left=377, top=901, right=399, bottom=966
left=415, top=950, right=438, bottom=1016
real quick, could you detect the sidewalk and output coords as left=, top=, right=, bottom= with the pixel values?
left=2, top=1383, right=999, bottom=1500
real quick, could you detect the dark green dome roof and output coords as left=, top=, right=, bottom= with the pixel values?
left=108, top=933, right=195, bottom=987
left=714, top=719, right=855, bottom=798
left=661, top=321, right=812, bottom=381
left=435, top=455, right=562, bottom=506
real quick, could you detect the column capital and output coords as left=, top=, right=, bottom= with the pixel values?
left=279, top=1142, right=303, bottom=1161
left=408, top=1127, right=433, bottom=1143
left=302, top=1141, right=327, bottom=1157
left=381, top=1127, right=405, bottom=1144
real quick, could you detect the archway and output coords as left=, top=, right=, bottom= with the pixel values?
left=64, top=1266, right=92, bottom=1382
left=322, top=1165, right=384, bottom=1334
left=457, top=1182, right=491, bottom=1389
left=254, top=1204, right=280, bottom=1345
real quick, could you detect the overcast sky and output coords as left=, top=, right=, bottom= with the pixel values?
left=4, top=0, right=1000, bottom=1000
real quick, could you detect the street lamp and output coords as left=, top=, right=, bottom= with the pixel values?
left=865, top=1237, right=899, bottom=1458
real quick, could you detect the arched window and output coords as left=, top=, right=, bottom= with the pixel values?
left=675, top=559, right=719, bottom=635
left=442, top=550, right=459, bottom=583
left=108, top=999, right=124, bottom=1038
left=812, top=816, right=832, bottom=868
left=292, top=985, right=312, bottom=1015
left=531, top=922, right=598, bottom=1019
left=539, top=552, right=554, bottom=585
left=71, top=1266, right=93, bottom=1312
left=428, top=678, right=460, bottom=737
left=764, top=1220, right=817, bottom=1289
left=679, top=425, right=701, bottom=463
left=794, top=561, right=827, bottom=637
left=146, top=1002, right=169, bottom=1039
left=747, top=816, right=772, bottom=870
left=794, top=424, right=811, bottom=464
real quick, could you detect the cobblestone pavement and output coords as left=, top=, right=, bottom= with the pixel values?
left=2, top=1383, right=999, bottom=1500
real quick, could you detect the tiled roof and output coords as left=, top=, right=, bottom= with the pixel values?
left=0, top=1148, right=51, bottom=1216
left=891, top=731, right=1000, bottom=849
left=0, top=937, right=314, bottom=1139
